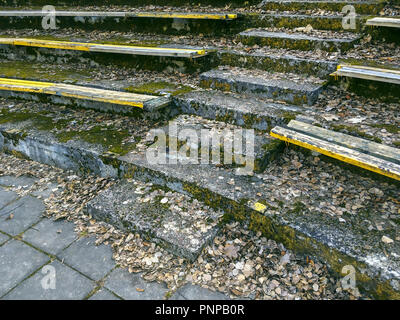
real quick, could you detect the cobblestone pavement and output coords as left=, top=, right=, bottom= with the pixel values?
left=0, top=174, right=228, bottom=300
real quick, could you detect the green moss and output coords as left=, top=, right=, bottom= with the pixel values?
left=289, top=200, right=307, bottom=214
left=371, top=124, right=399, bottom=134
left=0, top=60, right=91, bottom=83
left=125, top=81, right=194, bottom=97
left=393, top=141, right=400, bottom=148
left=56, top=125, right=136, bottom=155
left=0, top=109, right=70, bottom=131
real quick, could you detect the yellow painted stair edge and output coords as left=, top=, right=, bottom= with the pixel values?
left=270, top=130, right=400, bottom=181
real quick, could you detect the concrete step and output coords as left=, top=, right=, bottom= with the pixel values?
left=259, top=0, right=385, bottom=15
left=270, top=120, right=400, bottom=181
left=244, top=13, right=366, bottom=32
left=218, top=49, right=338, bottom=77
left=0, top=77, right=170, bottom=115
left=0, top=10, right=239, bottom=35
left=1, top=108, right=400, bottom=298
left=0, top=38, right=206, bottom=58
left=0, top=38, right=212, bottom=73
left=141, top=114, right=284, bottom=173
left=173, top=90, right=304, bottom=131
left=330, top=64, right=400, bottom=101
left=200, top=68, right=325, bottom=105
left=85, top=179, right=223, bottom=261
left=238, top=29, right=360, bottom=52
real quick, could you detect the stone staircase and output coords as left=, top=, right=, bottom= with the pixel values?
left=0, top=0, right=399, bottom=299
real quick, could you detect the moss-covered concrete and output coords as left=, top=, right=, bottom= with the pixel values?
left=125, top=81, right=194, bottom=97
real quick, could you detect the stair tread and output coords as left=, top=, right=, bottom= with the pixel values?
left=86, top=179, right=223, bottom=261
left=201, top=68, right=324, bottom=90
left=0, top=10, right=238, bottom=19
left=0, top=37, right=207, bottom=58
left=271, top=121, right=400, bottom=180
left=0, top=77, right=170, bottom=111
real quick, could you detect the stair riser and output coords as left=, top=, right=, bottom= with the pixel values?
left=244, top=14, right=365, bottom=32
left=367, top=26, right=400, bottom=44
left=260, top=2, right=385, bottom=15
left=219, top=51, right=338, bottom=78
left=238, top=34, right=358, bottom=52
left=200, top=77, right=323, bottom=106
left=173, top=96, right=299, bottom=132
left=0, top=44, right=216, bottom=74
left=0, top=16, right=240, bottom=36
left=334, top=77, right=400, bottom=103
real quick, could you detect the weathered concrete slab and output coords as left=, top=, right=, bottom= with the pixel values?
left=3, top=260, right=95, bottom=300
left=0, top=240, right=49, bottom=297
left=104, top=268, right=168, bottom=300
left=171, top=284, right=230, bottom=300
left=85, top=179, right=223, bottom=261
left=218, top=50, right=338, bottom=77
left=200, top=69, right=324, bottom=105
left=238, top=29, right=360, bottom=52
left=22, top=218, right=77, bottom=255
left=174, top=90, right=303, bottom=131
left=0, top=187, right=18, bottom=210
left=0, top=77, right=171, bottom=113
left=58, top=236, right=115, bottom=281
left=149, top=114, right=284, bottom=173
left=0, top=195, right=45, bottom=236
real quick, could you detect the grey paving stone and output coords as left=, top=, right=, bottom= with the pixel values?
left=58, top=236, right=115, bottom=281
left=3, top=260, right=95, bottom=300
left=0, top=195, right=45, bottom=236
left=0, top=187, right=18, bottom=210
left=23, top=218, right=77, bottom=255
left=104, top=268, right=168, bottom=300
left=89, top=288, right=121, bottom=300
left=0, top=175, right=36, bottom=188
left=173, top=284, right=229, bottom=300
left=0, top=240, right=49, bottom=297
left=169, top=292, right=186, bottom=300
left=0, top=232, right=9, bottom=246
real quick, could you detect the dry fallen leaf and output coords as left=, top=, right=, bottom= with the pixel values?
left=223, top=244, right=239, bottom=259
